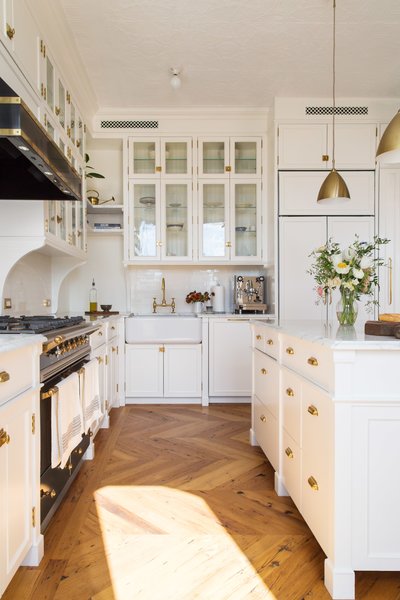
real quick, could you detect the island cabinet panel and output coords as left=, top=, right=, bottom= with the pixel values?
left=251, top=321, right=400, bottom=600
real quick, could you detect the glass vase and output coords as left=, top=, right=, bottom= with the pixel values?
left=193, top=302, right=204, bottom=314
left=336, top=288, right=358, bottom=326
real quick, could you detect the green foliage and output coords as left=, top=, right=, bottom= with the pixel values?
left=85, top=153, right=105, bottom=179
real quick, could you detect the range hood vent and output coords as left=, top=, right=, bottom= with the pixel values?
left=0, top=78, right=82, bottom=201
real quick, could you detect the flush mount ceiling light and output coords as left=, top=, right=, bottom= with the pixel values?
left=170, top=67, right=182, bottom=90
left=317, top=0, right=350, bottom=203
left=376, top=110, right=400, bottom=163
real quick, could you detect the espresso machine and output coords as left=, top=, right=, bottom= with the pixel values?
left=234, top=275, right=267, bottom=313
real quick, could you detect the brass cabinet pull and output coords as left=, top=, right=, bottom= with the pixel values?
left=256, top=334, right=262, bottom=340
left=0, top=371, right=10, bottom=383
left=111, top=326, right=116, bottom=330
left=41, top=386, right=59, bottom=400
left=159, top=346, right=165, bottom=352
left=112, top=346, right=117, bottom=352
left=155, top=166, right=162, bottom=172
left=261, top=368, right=267, bottom=375
left=0, top=428, right=10, bottom=447
left=308, top=476, right=319, bottom=491
left=76, top=140, right=81, bottom=148
left=55, top=106, right=61, bottom=116
left=56, top=215, right=63, bottom=224
left=285, top=447, right=294, bottom=459
left=389, top=257, right=393, bottom=305
left=307, top=404, right=319, bottom=416
left=307, top=356, right=318, bottom=367
left=260, top=414, right=267, bottom=423
left=286, top=347, right=294, bottom=355
left=96, top=356, right=103, bottom=364
left=225, top=241, right=232, bottom=248
left=6, top=24, right=15, bottom=39
left=322, top=154, right=329, bottom=162
left=225, top=165, right=231, bottom=172
left=40, top=488, right=57, bottom=498
left=286, top=387, right=294, bottom=397
left=267, top=339, right=273, bottom=345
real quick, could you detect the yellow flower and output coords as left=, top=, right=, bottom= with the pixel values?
left=335, top=262, right=350, bottom=274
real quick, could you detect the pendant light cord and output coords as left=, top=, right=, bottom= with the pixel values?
left=332, top=0, right=336, bottom=169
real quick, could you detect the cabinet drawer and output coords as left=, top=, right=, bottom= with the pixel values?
left=253, top=394, right=278, bottom=472
left=281, top=334, right=333, bottom=391
left=0, top=346, right=34, bottom=406
left=253, top=350, right=279, bottom=418
left=90, top=325, right=106, bottom=350
left=253, top=325, right=278, bottom=358
left=281, top=367, right=302, bottom=444
left=106, top=320, right=119, bottom=343
left=281, top=429, right=301, bottom=510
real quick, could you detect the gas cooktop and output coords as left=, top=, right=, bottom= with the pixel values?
left=0, top=315, right=85, bottom=334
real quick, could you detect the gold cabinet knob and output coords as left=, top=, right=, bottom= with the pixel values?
left=225, top=165, right=231, bottom=172
left=308, top=476, right=319, bottom=491
left=225, top=241, right=232, bottom=248
left=96, top=356, right=103, bottom=364
left=56, top=215, right=63, bottom=224
left=0, top=428, right=10, bottom=447
left=261, top=368, right=267, bottom=375
left=286, top=387, right=294, bottom=397
left=112, top=346, right=117, bottom=352
left=159, top=346, right=165, bottom=352
left=260, top=414, right=267, bottom=423
left=307, top=405, right=319, bottom=417
left=98, top=331, right=103, bottom=336
left=322, top=154, right=329, bottom=162
left=155, top=165, right=162, bottom=172
left=285, top=447, right=294, bottom=459
left=286, top=347, right=294, bottom=355
left=111, top=326, right=116, bottom=330
left=6, top=24, right=15, bottom=39
left=55, top=106, right=61, bottom=116
left=307, top=356, right=318, bottom=367
left=256, top=334, right=262, bottom=340
left=0, top=371, right=10, bottom=383
left=267, top=339, right=273, bottom=345
left=40, top=488, right=57, bottom=498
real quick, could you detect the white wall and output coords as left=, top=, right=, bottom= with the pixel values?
left=3, top=252, right=53, bottom=316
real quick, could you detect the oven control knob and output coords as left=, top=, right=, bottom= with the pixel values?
left=40, top=488, right=57, bottom=499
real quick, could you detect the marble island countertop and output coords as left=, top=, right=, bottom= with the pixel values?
left=0, top=333, right=46, bottom=353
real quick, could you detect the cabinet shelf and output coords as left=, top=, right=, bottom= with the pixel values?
left=86, top=203, right=124, bottom=214
left=88, top=228, right=124, bottom=236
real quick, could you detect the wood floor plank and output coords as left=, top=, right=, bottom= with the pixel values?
left=3, top=404, right=400, bottom=600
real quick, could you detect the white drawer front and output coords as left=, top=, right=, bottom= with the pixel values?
left=281, top=367, right=302, bottom=444
left=254, top=350, right=279, bottom=418
left=253, top=324, right=278, bottom=358
left=0, top=346, right=34, bottom=406
left=90, top=325, right=106, bottom=350
left=106, top=320, right=119, bottom=343
left=281, top=334, right=333, bottom=391
left=253, top=394, right=278, bottom=472
left=281, top=429, right=301, bottom=510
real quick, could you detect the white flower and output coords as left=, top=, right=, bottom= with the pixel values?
left=352, top=268, right=364, bottom=279
left=351, top=278, right=360, bottom=286
left=343, top=246, right=356, bottom=260
left=315, top=245, right=327, bottom=253
left=342, top=281, right=355, bottom=291
left=360, top=256, right=373, bottom=269
left=330, top=253, right=343, bottom=267
left=335, top=261, right=350, bottom=274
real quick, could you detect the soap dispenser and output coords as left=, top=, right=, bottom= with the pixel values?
left=89, top=278, right=97, bottom=313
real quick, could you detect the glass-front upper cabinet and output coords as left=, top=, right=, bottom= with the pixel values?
left=44, top=201, right=67, bottom=243
left=198, top=137, right=262, bottom=178
left=230, top=180, right=262, bottom=261
left=198, top=180, right=230, bottom=261
left=162, top=181, right=192, bottom=261
left=128, top=137, right=192, bottom=178
left=129, top=180, right=160, bottom=260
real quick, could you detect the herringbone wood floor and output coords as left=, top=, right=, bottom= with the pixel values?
left=4, top=405, right=400, bottom=600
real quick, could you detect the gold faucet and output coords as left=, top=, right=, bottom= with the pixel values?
left=152, top=277, right=176, bottom=313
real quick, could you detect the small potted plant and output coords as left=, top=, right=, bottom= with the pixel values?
left=185, top=290, right=211, bottom=314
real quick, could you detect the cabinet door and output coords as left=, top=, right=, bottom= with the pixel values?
left=128, top=180, right=161, bottom=260
left=279, top=171, right=375, bottom=216
left=278, top=123, right=328, bottom=169
left=279, top=217, right=327, bottom=320
left=0, top=389, right=34, bottom=596
left=253, top=350, right=279, bottom=418
left=231, top=138, right=262, bottom=177
left=198, top=137, right=229, bottom=178
left=162, top=181, right=192, bottom=261
left=231, top=180, right=262, bottom=261
left=331, top=123, right=377, bottom=170
left=162, top=138, right=192, bottom=178
left=209, top=319, right=252, bottom=396
left=378, top=168, right=400, bottom=313
left=164, top=345, right=201, bottom=397
left=198, top=180, right=230, bottom=261
left=128, top=138, right=159, bottom=177
left=91, top=345, right=107, bottom=414
left=125, top=345, right=163, bottom=397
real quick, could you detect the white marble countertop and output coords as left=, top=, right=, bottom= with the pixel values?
left=252, top=319, right=400, bottom=350
left=0, top=333, right=45, bottom=353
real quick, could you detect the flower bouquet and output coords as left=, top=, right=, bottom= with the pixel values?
left=185, top=290, right=211, bottom=304
left=308, top=235, right=389, bottom=325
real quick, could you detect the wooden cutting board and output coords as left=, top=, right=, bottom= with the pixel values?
left=379, top=313, right=400, bottom=322
left=365, top=320, right=400, bottom=338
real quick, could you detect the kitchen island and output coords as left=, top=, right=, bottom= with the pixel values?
left=251, top=320, right=400, bottom=600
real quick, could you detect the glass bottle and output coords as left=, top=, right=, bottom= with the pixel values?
left=89, top=278, right=97, bottom=313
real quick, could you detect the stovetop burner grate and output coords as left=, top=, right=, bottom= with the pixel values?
left=0, top=315, right=85, bottom=334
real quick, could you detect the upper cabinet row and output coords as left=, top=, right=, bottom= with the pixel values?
left=277, top=122, right=378, bottom=170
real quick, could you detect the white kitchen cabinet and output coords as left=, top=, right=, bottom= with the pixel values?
left=198, top=137, right=262, bottom=178
left=198, top=179, right=262, bottom=262
left=106, top=318, right=121, bottom=410
left=208, top=318, right=252, bottom=397
left=44, top=200, right=85, bottom=251
left=128, top=137, right=192, bottom=179
left=125, top=343, right=202, bottom=400
left=278, top=216, right=375, bottom=321
left=278, top=171, right=375, bottom=216
left=277, top=122, right=377, bottom=170
left=378, top=167, right=400, bottom=313
left=89, top=324, right=108, bottom=428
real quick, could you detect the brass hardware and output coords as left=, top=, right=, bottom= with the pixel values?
left=6, top=24, right=15, bottom=40
left=67, top=126, right=71, bottom=138
left=105, top=355, right=108, bottom=366
left=73, top=447, right=83, bottom=455
left=308, top=476, right=319, bottom=491
left=77, top=230, right=82, bottom=237
left=32, top=414, right=36, bottom=434
left=44, top=114, right=47, bottom=127
left=32, top=507, right=36, bottom=527
left=88, top=429, right=93, bottom=437
left=40, top=488, right=56, bottom=498
left=286, top=388, right=294, bottom=397
left=307, top=357, right=318, bottom=367
left=111, top=326, right=115, bottom=330
left=155, top=166, right=162, bottom=172
left=225, top=165, right=231, bottom=172
left=41, top=83, right=44, bottom=97
left=98, top=331, right=103, bottom=336
left=389, top=257, right=393, bottom=305
left=260, top=414, right=267, bottom=423
left=261, top=368, right=267, bottom=375
left=0, top=429, right=10, bottom=447
left=225, top=241, right=232, bottom=248
left=55, top=106, right=60, bottom=116
left=256, top=335, right=262, bottom=340
left=322, top=154, right=329, bottom=162
left=45, top=218, right=49, bottom=232
left=285, top=447, right=294, bottom=459
left=67, top=147, right=72, bottom=159
left=267, top=339, right=273, bottom=345
left=66, top=91, right=71, bottom=104
left=152, top=278, right=175, bottom=313
left=41, top=386, right=59, bottom=400
left=159, top=346, right=165, bottom=353
left=97, top=356, right=103, bottom=364
left=0, top=371, right=10, bottom=383
left=76, top=140, right=81, bottom=148
left=0, top=97, right=21, bottom=104
left=40, top=39, right=44, bottom=55
left=307, top=405, right=319, bottom=416
left=286, top=347, right=294, bottom=355
left=44, top=87, right=46, bottom=101
left=112, top=346, right=117, bottom=352
left=56, top=215, right=63, bottom=224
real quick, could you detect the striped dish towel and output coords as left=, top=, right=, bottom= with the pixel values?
left=79, top=359, right=102, bottom=433
left=51, top=372, right=84, bottom=469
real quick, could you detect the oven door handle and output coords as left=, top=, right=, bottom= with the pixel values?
left=43, top=336, right=64, bottom=353
left=41, top=386, right=59, bottom=400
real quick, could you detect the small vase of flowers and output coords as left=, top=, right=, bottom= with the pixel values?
left=308, top=235, right=389, bottom=325
left=185, top=290, right=211, bottom=314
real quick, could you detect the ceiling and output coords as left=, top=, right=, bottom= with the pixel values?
left=57, top=0, right=400, bottom=111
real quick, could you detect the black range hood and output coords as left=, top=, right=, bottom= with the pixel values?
left=0, top=78, right=82, bottom=201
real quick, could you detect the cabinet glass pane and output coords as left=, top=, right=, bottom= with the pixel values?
left=202, top=184, right=226, bottom=256
left=46, top=117, right=55, bottom=140
left=70, top=103, right=76, bottom=143
left=58, top=80, right=66, bottom=129
left=165, top=184, right=188, bottom=257
left=46, top=56, right=54, bottom=110
left=133, top=184, right=157, bottom=257
left=234, top=183, right=257, bottom=257
left=202, top=141, right=225, bottom=175
left=235, top=141, right=257, bottom=175
left=71, top=201, right=77, bottom=246
left=58, top=201, right=66, bottom=241
left=59, top=139, right=65, bottom=155
left=47, top=201, right=57, bottom=236
left=165, top=142, right=187, bottom=175
left=133, top=142, right=156, bottom=175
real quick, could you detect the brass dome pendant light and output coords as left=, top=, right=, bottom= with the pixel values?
left=376, top=110, right=400, bottom=164
left=317, top=0, right=350, bottom=202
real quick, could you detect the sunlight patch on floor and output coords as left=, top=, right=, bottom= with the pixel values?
left=94, top=485, right=276, bottom=600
